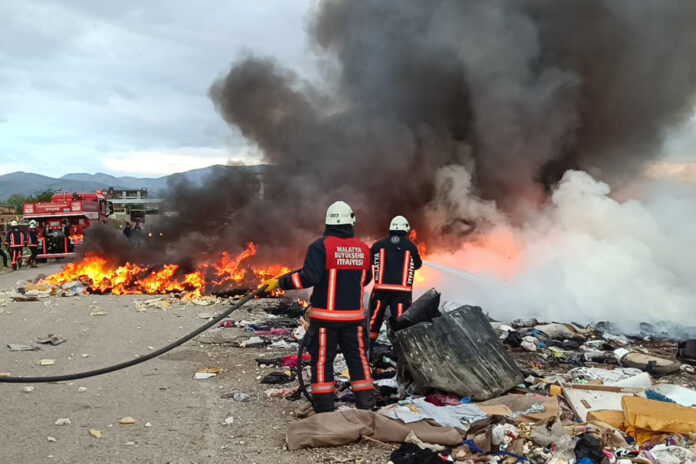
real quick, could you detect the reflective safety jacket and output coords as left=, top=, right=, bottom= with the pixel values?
left=371, top=232, right=422, bottom=293
left=26, top=230, right=39, bottom=247
left=279, top=226, right=372, bottom=324
left=6, top=229, right=25, bottom=248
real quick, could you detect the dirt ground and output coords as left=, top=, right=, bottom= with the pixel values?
left=0, top=262, right=390, bottom=464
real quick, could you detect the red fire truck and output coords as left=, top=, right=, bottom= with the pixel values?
left=22, top=192, right=113, bottom=259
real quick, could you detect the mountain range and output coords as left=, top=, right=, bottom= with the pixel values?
left=0, top=165, right=264, bottom=201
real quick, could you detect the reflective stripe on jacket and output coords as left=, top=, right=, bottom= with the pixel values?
left=279, top=226, right=372, bottom=324
left=371, top=233, right=422, bottom=293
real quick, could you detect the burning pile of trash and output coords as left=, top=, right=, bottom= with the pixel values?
left=29, top=243, right=288, bottom=300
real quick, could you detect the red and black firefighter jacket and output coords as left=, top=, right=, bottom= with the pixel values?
left=371, top=231, right=422, bottom=293
left=26, top=230, right=39, bottom=248
left=5, top=228, right=25, bottom=249
left=278, top=225, right=372, bottom=325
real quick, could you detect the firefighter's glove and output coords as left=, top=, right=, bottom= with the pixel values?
left=260, top=278, right=279, bottom=293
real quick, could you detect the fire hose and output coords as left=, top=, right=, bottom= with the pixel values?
left=296, top=326, right=313, bottom=402
left=0, top=270, right=300, bottom=384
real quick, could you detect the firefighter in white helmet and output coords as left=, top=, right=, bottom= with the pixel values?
left=26, top=220, right=40, bottom=268
left=5, top=220, right=25, bottom=271
left=367, top=215, right=422, bottom=344
left=262, top=201, right=375, bottom=413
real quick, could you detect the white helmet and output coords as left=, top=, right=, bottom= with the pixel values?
left=389, top=215, right=410, bottom=232
left=29, top=220, right=37, bottom=229
left=9, top=220, right=18, bottom=227
left=325, top=201, right=355, bottom=226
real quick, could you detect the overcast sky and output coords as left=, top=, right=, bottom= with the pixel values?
left=1, top=0, right=694, bottom=179
left=0, top=0, right=314, bottom=177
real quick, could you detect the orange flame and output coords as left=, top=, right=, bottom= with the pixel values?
left=408, top=229, right=427, bottom=257
left=46, top=242, right=289, bottom=300
left=210, top=242, right=258, bottom=286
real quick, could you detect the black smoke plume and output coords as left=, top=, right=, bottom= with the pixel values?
left=207, top=1, right=696, bottom=249
left=90, top=0, right=696, bottom=266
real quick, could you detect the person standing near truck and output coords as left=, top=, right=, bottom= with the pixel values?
left=5, top=221, right=25, bottom=271
left=26, top=220, right=40, bottom=268
left=123, top=222, right=133, bottom=241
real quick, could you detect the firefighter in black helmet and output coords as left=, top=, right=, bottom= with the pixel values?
left=367, top=215, right=422, bottom=344
left=262, top=201, right=375, bottom=413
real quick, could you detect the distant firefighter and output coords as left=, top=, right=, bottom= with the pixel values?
left=26, top=220, right=40, bottom=268
left=123, top=222, right=132, bottom=240
left=131, top=222, right=143, bottom=247
left=5, top=220, right=25, bottom=271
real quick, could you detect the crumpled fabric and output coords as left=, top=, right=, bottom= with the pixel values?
left=260, top=371, right=294, bottom=384
left=285, top=409, right=462, bottom=450
left=508, top=403, right=545, bottom=419
left=280, top=354, right=311, bottom=368
left=646, top=444, right=696, bottom=464
left=403, top=430, right=446, bottom=452
left=567, top=366, right=645, bottom=385
left=254, top=328, right=291, bottom=336
left=574, top=433, right=606, bottom=463
left=425, top=392, right=463, bottom=406
left=491, top=423, right=519, bottom=446
left=389, top=442, right=443, bottom=464
left=378, top=397, right=487, bottom=428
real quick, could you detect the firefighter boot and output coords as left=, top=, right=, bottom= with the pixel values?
left=30, top=258, right=37, bottom=268
left=312, top=394, right=335, bottom=414
left=354, top=390, right=375, bottom=410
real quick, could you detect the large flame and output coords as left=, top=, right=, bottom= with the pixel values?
left=44, top=230, right=520, bottom=301
left=46, top=243, right=289, bottom=300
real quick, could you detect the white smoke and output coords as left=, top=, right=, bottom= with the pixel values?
left=425, top=169, right=696, bottom=329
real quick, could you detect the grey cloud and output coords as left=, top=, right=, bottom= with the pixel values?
left=0, top=0, right=313, bottom=175
left=0, top=1, right=85, bottom=59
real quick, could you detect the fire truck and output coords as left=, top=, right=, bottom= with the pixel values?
left=22, top=192, right=113, bottom=259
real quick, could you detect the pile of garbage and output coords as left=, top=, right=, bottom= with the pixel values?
left=0, top=279, right=86, bottom=301
left=280, top=289, right=696, bottom=463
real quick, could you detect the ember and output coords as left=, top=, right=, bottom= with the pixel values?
left=45, top=243, right=290, bottom=300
